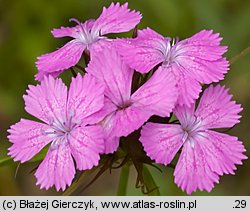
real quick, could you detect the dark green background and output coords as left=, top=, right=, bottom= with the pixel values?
left=0, top=0, right=249, bottom=195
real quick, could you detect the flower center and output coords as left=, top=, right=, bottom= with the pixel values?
left=117, top=100, right=133, bottom=110
left=181, top=116, right=202, bottom=146
left=159, top=37, right=183, bottom=66
left=78, top=28, right=99, bottom=46
left=70, top=18, right=100, bottom=46
left=42, top=111, right=79, bottom=149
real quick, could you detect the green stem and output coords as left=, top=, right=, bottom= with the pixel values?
left=230, top=46, right=250, bottom=65
left=0, top=157, right=13, bottom=167
left=117, top=165, right=130, bottom=196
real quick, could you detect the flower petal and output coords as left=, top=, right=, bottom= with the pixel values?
left=174, top=104, right=196, bottom=128
left=177, top=57, right=229, bottom=84
left=198, top=130, right=247, bottom=176
left=116, top=28, right=165, bottom=73
left=113, top=106, right=153, bottom=137
left=100, top=103, right=151, bottom=138
left=180, top=30, right=227, bottom=61
left=195, top=85, right=242, bottom=129
left=95, top=99, right=121, bottom=154
left=140, top=123, right=183, bottom=166
left=35, top=40, right=85, bottom=81
left=23, top=76, right=67, bottom=124
left=68, top=125, right=104, bottom=170
left=35, top=144, right=75, bottom=191
left=92, top=2, right=141, bottom=35
left=67, top=73, right=105, bottom=125
left=175, top=30, right=229, bottom=84
left=88, top=39, right=113, bottom=57
left=132, top=66, right=178, bottom=117
left=103, top=136, right=120, bottom=154
left=51, top=20, right=95, bottom=38
left=86, top=46, right=133, bottom=106
left=174, top=140, right=219, bottom=195
left=165, top=64, right=202, bottom=106
left=8, top=119, right=52, bottom=163
left=174, top=130, right=247, bottom=195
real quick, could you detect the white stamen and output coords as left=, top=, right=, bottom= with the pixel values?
left=44, top=111, right=79, bottom=149
left=160, top=37, right=182, bottom=66
left=181, top=116, right=203, bottom=148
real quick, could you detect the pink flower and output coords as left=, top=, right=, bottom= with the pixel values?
left=86, top=46, right=178, bottom=154
left=140, top=85, right=247, bottom=194
left=35, top=2, right=142, bottom=81
left=116, top=28, right=229, bottom=106
left=8, top=74, right=105, bottom=191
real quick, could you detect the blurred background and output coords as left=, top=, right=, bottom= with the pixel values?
left=0, top=0, right=250, bottom=195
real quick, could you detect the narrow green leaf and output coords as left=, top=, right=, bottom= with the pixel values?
left=117, top=165, right=130, bottom=196
left=0, top=157, right=13, bottom=167
left=0, top=145, right=49, bottom=167
left=142, top=165, right=160, bottom=196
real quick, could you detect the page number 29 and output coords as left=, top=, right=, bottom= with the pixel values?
left=234, top=200, right=247, bottom=208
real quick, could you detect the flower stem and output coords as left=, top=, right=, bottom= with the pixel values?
left=117, top=164, right=130, bottom=196
left=230, top=46, right=250, bottom=65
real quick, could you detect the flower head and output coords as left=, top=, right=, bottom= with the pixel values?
left=35, top=2, right=142, bottom=81
left=116, top=28, right=229, bottom=106
left=8, top=74, right=105, bottom=191
left=140, top=85, right=247, bottom=194
left=86, top=46, right=178, bottom=154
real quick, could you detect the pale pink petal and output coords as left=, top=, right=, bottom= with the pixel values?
left=84, top=96, right=117, bottom=126
left=140, top=123, right=183, bottom=165
left=35, top=144, right=75, bottom=191
left=198, top=130, right=247, bottom=176
left=112, top=105, right=153, bottom=137
left=174, top=104, right=196, bottom=128
left=23, top=76, right=67, bottom=124
left=67, top=73, right=105, bottom=124
left=86, top=46, right=133, bottom=106
left=96, top=99, right=120, bottom=154
left=177, top=74, right=202, bottom=107
left=7, top=119, right=52, bottom=163
left=51, top=20, right=95, bottom=38
left=195, top=85, right=242, bottom=129
left=103, top=136, right=120, bottom=154
left=137, top=27, right=165, bottom=39
left=68, top=125, right=104, bottom=170
left=100, top=102, right=152, bottom=138
left=116, top=28, right=165, bottom=73
left=132, top=66, right=178, bottom=117
left=102, top=95, right=177, bottom=139
left=35, top=70, right=63, bottom=82
left=175, top=30, right=229, bottom=84
left=177, top=57, right=228, bottom=84
left=166, top=64, right=202, bottom=106
left=92, top=2, right=141, bottom=35
left=180, top=30, right=227, bottom=61
left=174, top=141, right=219, bottom=195
left=88, top=39, right=113, bottom=57
left=35, top=40, right=85, bottom=81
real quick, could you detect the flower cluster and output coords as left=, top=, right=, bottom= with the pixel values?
left=8, top=2, right=247, bottom=194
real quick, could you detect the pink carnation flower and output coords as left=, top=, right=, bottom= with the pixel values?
left=8, top=74, right=105, bottom=191
left=140, top=85, right=247, bottom=194
left=116, top=28, right=229, bottom=106
left=35, top=2, right=142, bottom=81
left=86, top=46, right=178, bottom=154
